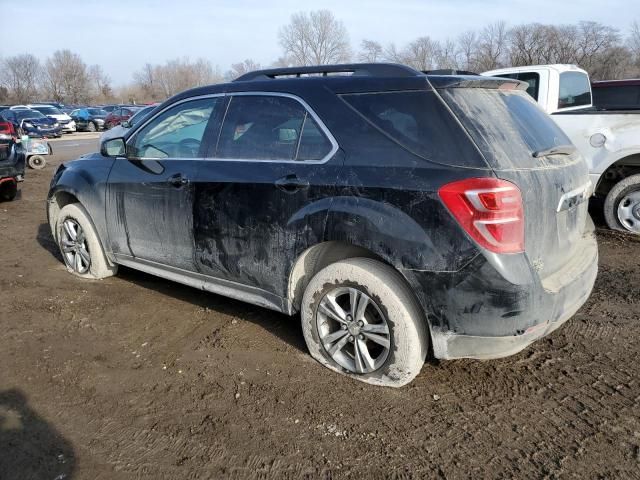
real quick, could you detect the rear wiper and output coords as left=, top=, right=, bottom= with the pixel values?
left=532, top=145, right=576, bottom=158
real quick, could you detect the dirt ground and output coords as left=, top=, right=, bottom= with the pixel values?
left=1, top=147, right=639, bottom=479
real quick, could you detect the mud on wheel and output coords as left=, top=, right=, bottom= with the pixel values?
left=55, top=203, right=117, bottom=279
left=28, top=155, right=46, bottom=170
left=301, top=258, right=429, bottom=388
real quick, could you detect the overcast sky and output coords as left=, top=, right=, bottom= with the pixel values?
left=4, top=0, right=639, bottom=84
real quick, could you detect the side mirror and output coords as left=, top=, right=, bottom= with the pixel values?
left=101, top=137, right=126, bottom=157
left=121, top=120, right=131, bottom=128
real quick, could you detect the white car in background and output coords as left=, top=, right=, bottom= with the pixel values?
left=27, top=104, right=76, bottom=133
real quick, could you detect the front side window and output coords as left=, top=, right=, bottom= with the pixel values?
left=129, top=97, right=218, bottom=159
left=558, top=72, right=591, bottom=109
left=216, top=95, right=332, bottom=161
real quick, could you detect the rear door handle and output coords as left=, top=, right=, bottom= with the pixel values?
left=167, top=173, right=189, bottom=188
left=275, top=174, right=309, bottom=193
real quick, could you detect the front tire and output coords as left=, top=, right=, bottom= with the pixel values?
left=56, top=203, right=117, bottom=279
left=301, top=258, right=429, bottom=387
left=88, top=122, right=97, bottom=132
left=604, top=174, right=640, bottom=234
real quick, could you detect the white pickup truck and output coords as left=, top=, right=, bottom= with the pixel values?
left=483, top=64, right=640, bottom=234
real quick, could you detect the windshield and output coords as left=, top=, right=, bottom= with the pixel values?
left=16, top=110, right=46, bottom=120
left=88, top=108, right=107, bottom=116
left=33, top=106, right=62, bottom=115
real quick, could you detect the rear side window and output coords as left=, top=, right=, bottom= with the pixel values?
left=341, top=90, right=486, bottom=167
left=558, top=72, right=591, bottom=109
left=441, top=88, right=572, bottom=170
left=495, top=72, right=540, bottom=100
left=216, top=95, right=333, bottom=161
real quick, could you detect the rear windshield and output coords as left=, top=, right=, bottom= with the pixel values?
left=592, top=85, right=640, bottom=109
left=340, top=90, right=486, bottom=167
left=558, top=72, right=591, bottom=109
left=440, top=88, right=572, bottom=170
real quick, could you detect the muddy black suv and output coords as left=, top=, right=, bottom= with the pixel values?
left=47, top=63, right=598, bottom=387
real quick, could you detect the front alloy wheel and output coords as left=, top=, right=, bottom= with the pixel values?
left=60, top=218, right=91, bottom=274
left=317, top=286, right=391, bottom=374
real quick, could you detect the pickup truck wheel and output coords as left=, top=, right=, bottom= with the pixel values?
left=604, top=174, right=640, bottom=234
left=28, top=155, right=46, bottom=169
left=56, top=203, right=117, bottom=279
left=301, top=258, right=429, bottom=387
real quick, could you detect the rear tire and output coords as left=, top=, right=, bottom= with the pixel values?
left=56, top=203, right=117, bottom=279
left=0, top=180, right=17, bottom=201
left=604, top=174, right=640, bottom=234
left=88, top=122, right=97, bottom=132
left=28, top=155, right=46, bottom=170
left=301, top=258, right=429, bottom=387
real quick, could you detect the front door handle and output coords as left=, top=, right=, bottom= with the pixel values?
left=167, top=173, right=189, bottom=188
left=275, top=174, right=309, bottom=193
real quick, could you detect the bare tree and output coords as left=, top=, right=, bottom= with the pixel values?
left=225, top=59, right=261, bottom=81
left=88, top=65, right=113, bottom=102
left=434, top=39, right=460, bottom=69
left=0, top=54, right=41, bottom=103
left=358, top=40, right=383, bottom=62
left=457, top=31, right=479, bottom=71
left=135, top=58, right=223, bottom=100
left=402, top=37, right=438, bottom=70
left=43, top=50, right=91, bottom=103
left=279, top=10, right=351, bottom=65
left=476, top=21, right=508, bottom=71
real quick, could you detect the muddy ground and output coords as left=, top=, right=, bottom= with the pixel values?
left=1, top=142, right=639, bottom=479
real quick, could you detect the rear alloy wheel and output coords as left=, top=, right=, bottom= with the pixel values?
left=28, top=155, right=46, bottom=170
left=604, top=174, right=640, bottom=234
left=88, top=122, right=97, bottom=132
left=316, top=287, right=391, bottom=374
left=56, top=203, right=117, bottom=279
left=301, top=258, right=429, bottom=387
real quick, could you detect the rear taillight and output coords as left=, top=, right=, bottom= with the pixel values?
left=438, top=177, right=524, bottom=254
left=0, top=121, right=15, bottom=136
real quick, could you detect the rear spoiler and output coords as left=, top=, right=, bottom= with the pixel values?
left=426, top=74, right=528, bottom=91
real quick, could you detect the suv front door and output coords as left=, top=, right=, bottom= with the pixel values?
left=106, top=96, right=222, bottom=272
left=192, top=93, right=340, bottom=300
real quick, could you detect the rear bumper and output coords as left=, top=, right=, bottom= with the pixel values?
left=403, top=232, right=598, bottom=360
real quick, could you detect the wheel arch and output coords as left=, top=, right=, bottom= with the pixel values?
left=595, top=153, right=640, bottom=198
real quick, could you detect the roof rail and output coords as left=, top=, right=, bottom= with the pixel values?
left=423, top=69, right=479, bottom=76
left=234, top=63, right=421, bottom=82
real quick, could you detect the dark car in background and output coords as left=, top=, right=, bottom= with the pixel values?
left=47, top=63, right=597, bottom=387
left=0, top=109, right=62, bottom=138
left=70, top=107, right=108, bottom=131
left=100, top=103, right=159, bottom=144
left=103, top=106, right=142, bottom=129
left=592, top=79, right=640, bottom=110
left=0, top=120, right=26, bottom=201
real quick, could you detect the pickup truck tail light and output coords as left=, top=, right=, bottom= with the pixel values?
left=438, top=178, right=524, bottom=254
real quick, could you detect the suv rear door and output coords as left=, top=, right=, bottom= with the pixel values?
left=192, top=93, right=340, bottom=299
left=105, top=97, right=223, bottom=271
left=439, top=84, right=594, bottom=285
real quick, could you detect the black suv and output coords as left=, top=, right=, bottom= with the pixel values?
left=47, top=64, right=598, bottom=387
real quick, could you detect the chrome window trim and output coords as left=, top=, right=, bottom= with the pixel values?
left=127, top=91, right=338, bottom=164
